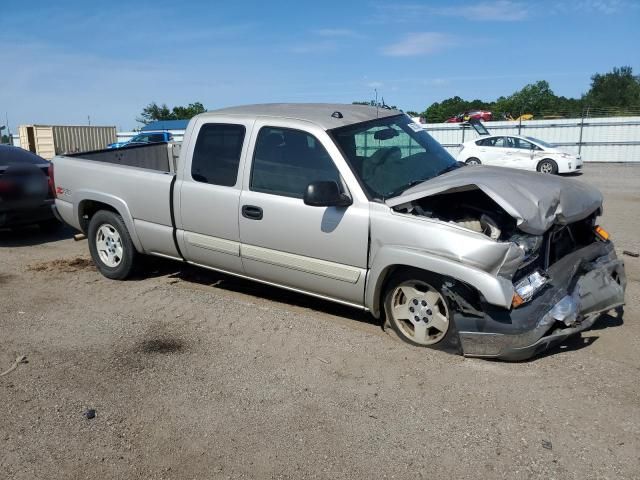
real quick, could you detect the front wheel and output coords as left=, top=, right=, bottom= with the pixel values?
left=537, top=159, right=558, bottom=174
left=383, top=271, right=457, bottom=348
left=465, top=157, right=481, bottom=165
left=88, top=210, right=138, bottom=279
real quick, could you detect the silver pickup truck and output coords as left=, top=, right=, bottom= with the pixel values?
left=52, top=104, right=626, bottom=360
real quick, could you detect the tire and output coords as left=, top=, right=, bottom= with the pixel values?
left=38, top=219, right=62, bottom=233
left=383, top=269, right=459, bottom=349
left=537, top=159, right=558, bottom=174
left=465, top=157, right=481, bottom=165
left=87, top=210, right=138, bottom=280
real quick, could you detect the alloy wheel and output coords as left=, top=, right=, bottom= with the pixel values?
left=95, top=224, right=124, bottom=267
left=389, top=281, right=450, bottom=345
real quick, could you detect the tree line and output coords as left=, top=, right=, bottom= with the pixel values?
left=137, top=66, right=639, bottom=125
left=137, top=102, right=206, bottom=124
left=414, top=66, right=640, bottom=123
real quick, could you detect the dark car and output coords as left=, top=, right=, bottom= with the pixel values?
left=0, top=145, right=59, bottom=231
left=107, top=131, right=174, bottom=149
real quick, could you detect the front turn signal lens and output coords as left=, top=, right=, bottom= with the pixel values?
left=512, top=293, right=526, bottom=308
left=595, top=225, right=610, bottom=241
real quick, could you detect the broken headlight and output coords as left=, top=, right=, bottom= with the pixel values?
left=512, top=270, right=548, bottom=307
left=511, top=234, right=543, bottom=264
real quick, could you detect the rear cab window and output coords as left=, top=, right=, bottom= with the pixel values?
left=191, top=124, right=246, bottom=186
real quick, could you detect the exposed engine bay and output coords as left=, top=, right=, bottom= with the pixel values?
left=393, top=188, right=516, bottom=241
left=393, top=187, right=599, bottom=279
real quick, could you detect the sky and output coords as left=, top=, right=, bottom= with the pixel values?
left=1, top=0, right=639, bottom=131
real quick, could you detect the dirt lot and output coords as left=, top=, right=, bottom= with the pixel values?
left=1, top=164, right=639, bottom=479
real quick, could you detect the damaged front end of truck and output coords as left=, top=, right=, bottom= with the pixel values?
left=386, top=166, right=626, bottom=360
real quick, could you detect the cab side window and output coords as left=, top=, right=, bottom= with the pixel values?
left=477, top=137, right=505, bottom=147
left=250, top=127, right=341, bottom=199
left=191, top=124, right=246, bottom=186
left=492, top=137, right=506, bottom=148
left=511, top=137, right=539, bottom=150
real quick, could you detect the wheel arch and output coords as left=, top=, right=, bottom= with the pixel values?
left=75, top=191, right=143, bottom=252
left=365, top=247, right=514, bottom=318
left=536, top=158, right=558, bottom=173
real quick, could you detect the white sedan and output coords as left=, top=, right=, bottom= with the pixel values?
left=456, top=135, right=583, bottom=174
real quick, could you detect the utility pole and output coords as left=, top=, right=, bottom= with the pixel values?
left=5, top=113, right=12, bottom=145
left=374, top=88, right=379, bottom=118
left=88, top=115, right=91, bottom=126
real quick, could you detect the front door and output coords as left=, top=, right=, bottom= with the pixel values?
left=504, top=137, right=537, bottom=170
left=238, top=123, right=369, bottom=305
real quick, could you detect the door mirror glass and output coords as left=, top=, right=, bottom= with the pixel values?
left=304, top=181, right=352, bottom=207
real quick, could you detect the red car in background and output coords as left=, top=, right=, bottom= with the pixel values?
left=445, top=110, right=493, bottom=123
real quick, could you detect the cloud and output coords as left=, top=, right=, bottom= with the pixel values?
left=366, top=81, right=384, bottom=88
left=314, top=28, right=362, bottom=38
left=553, top=0, right=635, bottom=14
left=435, top=1, right=529, bottom=21
left=370, top=1, right=528, bottom=23
left=382, top=32, right=456, bottom=57
left=429, top=78, right=450, bottom=87
left=289, top=41, right=337, bottom=54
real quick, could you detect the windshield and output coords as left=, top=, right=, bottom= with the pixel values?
left=525, top=136, right=555, bottom=149
left=330, top=115, right=457, bottom=199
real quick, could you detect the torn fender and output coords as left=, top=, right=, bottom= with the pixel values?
left=386, top=166, right=603, bottom=235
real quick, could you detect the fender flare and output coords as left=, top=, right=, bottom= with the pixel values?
left=74, top=190, right=144, bottom=252
left=365, top=246, right=514, bottom=318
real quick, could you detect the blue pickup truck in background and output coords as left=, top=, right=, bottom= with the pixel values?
left=107, top=131, right=174, bottom=149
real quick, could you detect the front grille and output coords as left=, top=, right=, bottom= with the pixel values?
left=543, top=215, right=596, bottom=268
left=513, top=215, right=597, bottom=283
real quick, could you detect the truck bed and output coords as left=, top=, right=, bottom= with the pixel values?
left=53, top=148, right=180, bottom=260
left=68, top=142, right=181, bottom=173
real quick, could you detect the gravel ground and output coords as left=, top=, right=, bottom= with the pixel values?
left=1, top=164, right=639, bottom=479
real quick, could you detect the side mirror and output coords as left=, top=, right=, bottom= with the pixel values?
left=304, top=181, right=352, bottom=207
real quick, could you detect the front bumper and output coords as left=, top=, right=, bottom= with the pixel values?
left=456, top=241, right=626, bottom=360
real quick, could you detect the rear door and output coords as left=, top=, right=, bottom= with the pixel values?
left=176, top=117, right=253, bottom=273
left=477, top=136, right=509, bottom=166
left=238, top=121, right=369, bottom=306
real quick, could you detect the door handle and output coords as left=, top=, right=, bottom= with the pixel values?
left=242, top=205, right=263, bottom=220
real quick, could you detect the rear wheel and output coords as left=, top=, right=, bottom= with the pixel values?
left=88, top=210, right=138, bottom=279
left=537, top=159, right=558, bottom=174
left=383, top=270, right=458, bottom=348
left=466, top=157, right=481, bottom=165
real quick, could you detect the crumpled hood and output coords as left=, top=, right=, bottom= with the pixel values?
left=386, top=166, right=603, bottom=235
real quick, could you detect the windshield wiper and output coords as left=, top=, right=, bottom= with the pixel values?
left=386, top=178, right=430, bottom=198
left=435, top=162, right=463, bottom=177
left=383, top=163, right=464, bottom=199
